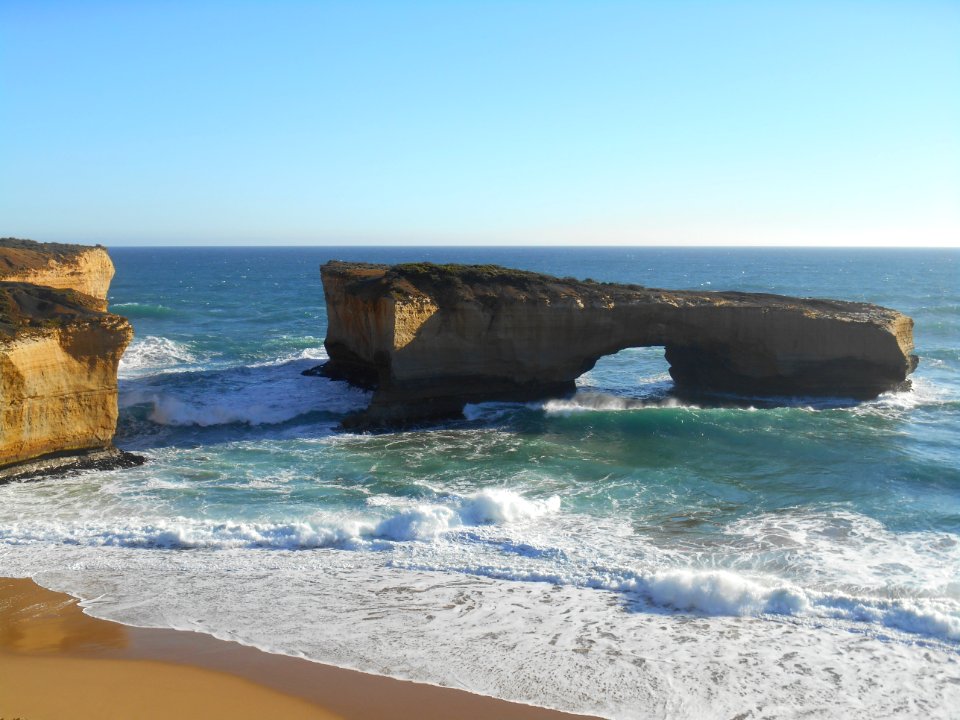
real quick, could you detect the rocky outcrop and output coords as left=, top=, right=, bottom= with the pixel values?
left=318, top=261, right=918, bottom=427
left=0, top=238, right=115, bottom=311
left=0, top=239, right=138, bottom=479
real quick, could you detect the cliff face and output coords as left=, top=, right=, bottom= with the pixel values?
left=0, top=238, right=115, bottom=311
left=320, top=261, right=918, bottom=426
left=0, top=239, right=135, bottom=477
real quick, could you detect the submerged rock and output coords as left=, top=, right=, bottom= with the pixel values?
left=317, top=261, right=918, bottom=427
left=0, top=446, right=145, bottom=484
left=0, top=238, right=138, bottom=474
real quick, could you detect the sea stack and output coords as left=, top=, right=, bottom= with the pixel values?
left=0, top=238, right=140, bottom=481
left=317, top=261, right=918, bottom=427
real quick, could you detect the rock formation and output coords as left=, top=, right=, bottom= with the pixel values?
left=317, top=261, right=918, bottom=427
left=0, top=238, right=115, bottom=311
left=0, top=238, right=140, bottom=481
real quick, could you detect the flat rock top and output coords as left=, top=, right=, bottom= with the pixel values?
left=0, top=282, right=109, bottom=340
left=0, top=237, right=104, bottom=278
left=323, top=260, right=902, bottom=323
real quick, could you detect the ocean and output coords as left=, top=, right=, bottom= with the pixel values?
left=1, top=247, right=958, bottom=718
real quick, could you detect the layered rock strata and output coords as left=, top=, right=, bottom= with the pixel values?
left=317, top=261, right=918, bottom=427
left=0, top=239, right=138, bottom=480
left=1, top=238, right=115, bottom=311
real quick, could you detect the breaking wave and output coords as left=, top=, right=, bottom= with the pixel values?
left=0, top=488, right=561, bottom=548
left=120, top=355, right=367, bottom=427
left=119, top=336, right=201, bottom=378
left=7, top=490, right=955, bottom=644
left=400, top=560, right=960, bottom=644
left=541, top=391, right=696, bottom=414
left=118, top=343, right=367, bottom=427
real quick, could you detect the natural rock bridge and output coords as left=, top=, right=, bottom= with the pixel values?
left=316, top=261, right=918, bottom=427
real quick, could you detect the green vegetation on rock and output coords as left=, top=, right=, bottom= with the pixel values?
left=1, top=237, right=102, bottom=257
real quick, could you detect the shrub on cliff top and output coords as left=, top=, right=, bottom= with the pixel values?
left=392, top=262, right=551, bottom=292
left=0, top=237, right=101, bottom=260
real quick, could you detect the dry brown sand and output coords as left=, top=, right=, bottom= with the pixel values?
left=0, top=576, right=596, bottom=720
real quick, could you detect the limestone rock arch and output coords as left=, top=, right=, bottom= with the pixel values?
left=317, top=261, right=917, bottom=427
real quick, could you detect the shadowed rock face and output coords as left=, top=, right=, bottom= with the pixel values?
left=318, top=261, right=918, bottom=427
left=0, top=239, right=137, bottom=476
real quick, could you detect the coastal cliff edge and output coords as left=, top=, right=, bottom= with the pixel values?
left=0, top=238, right=141, bottom=481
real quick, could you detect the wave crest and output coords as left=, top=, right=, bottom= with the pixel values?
left=643, top=568, right=810, bottom=616
left=119, top=336, right=200, bottom=378
left=119, top=347, right=367, bottom=426
left=541, top=391, right=695, bottom=414
left=0, top=489, right=562, bottom=548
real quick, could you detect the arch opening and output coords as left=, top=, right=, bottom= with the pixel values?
left=567, top=346, right=677, bottom=409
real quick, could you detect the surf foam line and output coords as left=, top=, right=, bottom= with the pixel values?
left=119, top=349, right=369, bottom=426
left=0, top=489, right=561, bottom=549
left=540, top=392, right=696, bottom=414
left=395, top=560, right=960, bottom=646
left=462, top=392, right=699, bottom=421
left=469, top=380, right=951, bottom=418
left=632, top=568, right=960, bottom=643
left=4, top=490, right=957, bottom=645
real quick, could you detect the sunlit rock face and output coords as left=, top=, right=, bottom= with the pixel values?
left=318, top=261, right=917, bottom=428
left=0, top=238, right=115, bottom=311
left=0, top=239, right=135, bottom=476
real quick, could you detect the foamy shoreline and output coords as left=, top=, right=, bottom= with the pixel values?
left=0, top=576, right=596, bottom=720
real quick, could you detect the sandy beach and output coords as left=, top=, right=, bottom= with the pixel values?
left=0, top=577, right=594, bottom=720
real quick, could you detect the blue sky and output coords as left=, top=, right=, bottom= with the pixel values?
left=1, top=1, right=958, bottom=246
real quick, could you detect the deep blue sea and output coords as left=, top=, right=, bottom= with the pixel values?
left=2, top=247, right=958, bottom=718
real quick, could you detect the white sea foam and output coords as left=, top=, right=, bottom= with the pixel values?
left=3, top=544, right=957, bottom=720
left=0, top=489, right=562, bottom=549
left=635, top=571, right=960, bottom=640
left=5, top=509, right=955, bottom=642
left=129, top=384, right=358, bottom=427
left=541, top=391, right=695, bottom=414
left=2, top=456, right=955, bottom=646
left=118, top=336, right=201, bottom=378
left=12, top=505, right=953, bottom=643
left=1, top=473, right=959, bottom=717
left=724, top=509, right=960, bottom=598
left=120, top=350, right=367, bottom=426
left=531, top=376, right=954, bottom=418
left=460, top=488, right=562, bottom=523
left=397, top=555, right=960, bottom=644
left=810, top=593, right=960, bottom=641
left=373, top=506, right=458, bottom=541
left=247, top=346, right=328, bottom=367
left=463, top=392, right=695, bottom=420
left=641, top=568, right=811, bottom=616
left=851, top=376, right=955, bottom=416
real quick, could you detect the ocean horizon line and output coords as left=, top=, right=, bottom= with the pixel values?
left=82, top=243, right=960, bottom=250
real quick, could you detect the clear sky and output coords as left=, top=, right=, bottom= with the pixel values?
left=1, top=1, right=958, bottom=247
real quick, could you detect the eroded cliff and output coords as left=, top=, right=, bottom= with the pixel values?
left=318, top=261, right=918, bottom=426
left=0, top=237, right=115, bottom=311
left=0, top=239, right=137, bottom=479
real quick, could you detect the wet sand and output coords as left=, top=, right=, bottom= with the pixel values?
left=0, top=577, right=596, bottom=720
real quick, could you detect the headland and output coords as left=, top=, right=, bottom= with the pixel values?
left=0, top=238, right=140, bottom=480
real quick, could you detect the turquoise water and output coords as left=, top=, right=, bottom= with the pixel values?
left=1, top=247, right=958, bottom=718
